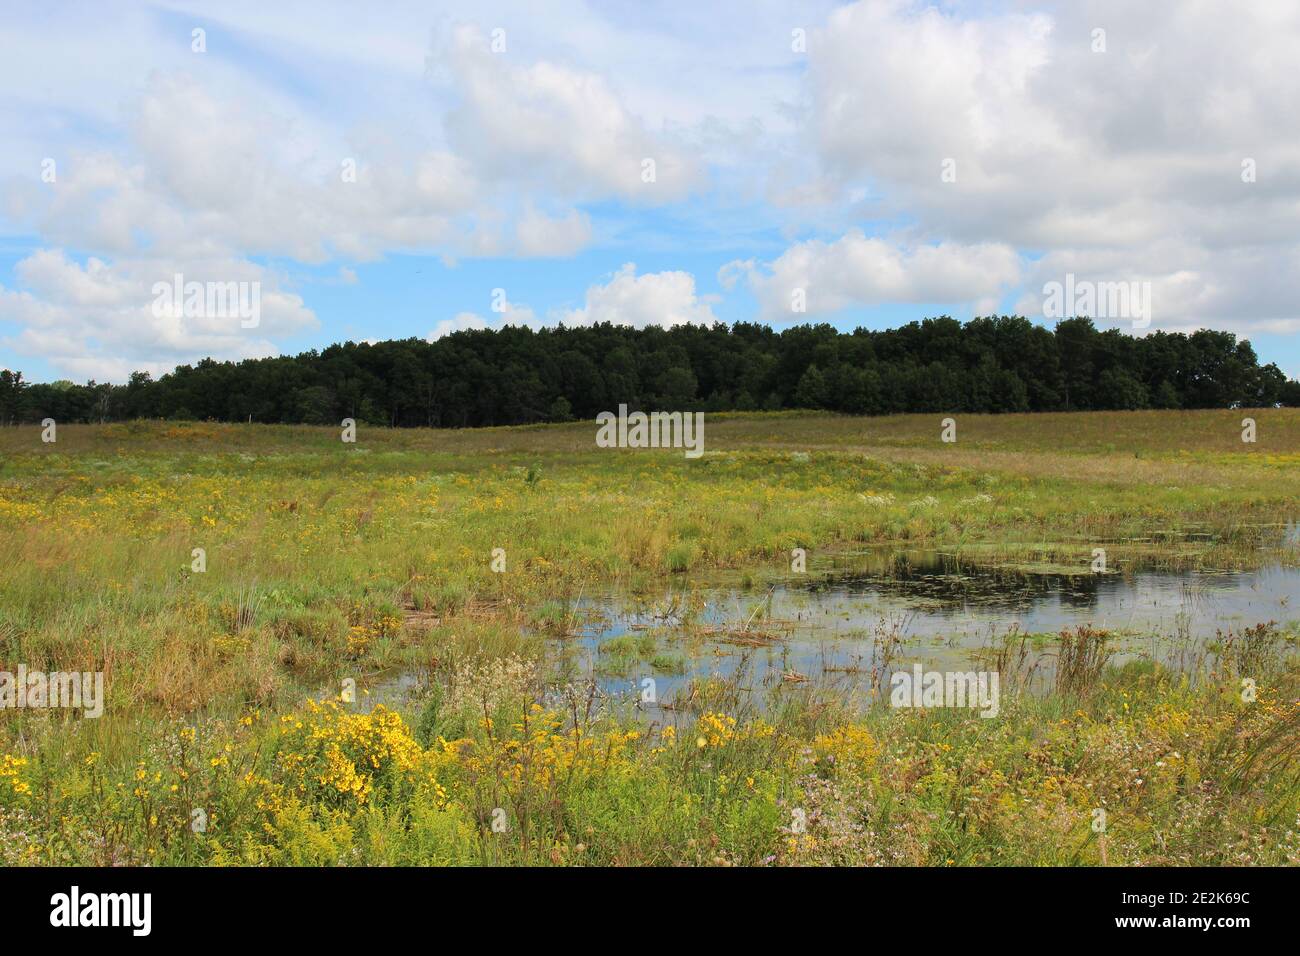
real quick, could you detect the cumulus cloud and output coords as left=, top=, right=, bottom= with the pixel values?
left=438, top=24, right=701, bottom=203
left=430, top=264, right=717, bottom=338
left=1014, top=242, right=1300, bottom=336
left=724, top=231, right=1022, bottom=321
left=0, top=20, right=705, bottom=375
left=428, top=312, right=488, bottom=341
left=796, top=0, right=1300, bottom=331
left=7, top=71, right=487, bottom=265
left=5, top=23, right=704, bottom=266
left=428, top=299, right=539, bottom=341
left=514, top=205, right=592, bottom=258
left=0, top=249, right=315, bottom=381
left=560, top=264, right=717, bottom=328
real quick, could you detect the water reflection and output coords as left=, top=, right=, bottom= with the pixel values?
left=552, top=551, right=1300, bottom=706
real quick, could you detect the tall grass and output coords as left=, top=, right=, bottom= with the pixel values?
left=1, top=412, right=1298, bottom=865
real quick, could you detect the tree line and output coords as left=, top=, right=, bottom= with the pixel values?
left=3, top=316, right=1298, bottom=428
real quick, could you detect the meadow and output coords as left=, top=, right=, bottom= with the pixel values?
left=0, top=409, right=1297, bottom=866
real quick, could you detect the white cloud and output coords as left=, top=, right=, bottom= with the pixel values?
left=0, top=17, right=711, bottom=375
left=560, top=264, right=717, bottom=329
left=1, top=24, right=699, bottom=266
left=428, top=312, right=488, bottom=341
left=6, top=71, right=481, bottom=264
left=796, top=0, right=1300, bottom=330
left=725, top=231, right=1022, bottom=320
left=439, top=24, right=702, bottom=203
left=0, top=249, right=315, bottom=380
left=428, top=300, right=539, bottom=341
left=1014, top=242, right=1300, bottom=337
left=514, top=205, right=592, bottom=258
left=431, top=264, right=717, bottom=338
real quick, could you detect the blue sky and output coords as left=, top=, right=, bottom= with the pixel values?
left=3, top=0, right=1299, bottom=383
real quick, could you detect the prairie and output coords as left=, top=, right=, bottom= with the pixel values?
left=0, top=410, right=1297, bottom=865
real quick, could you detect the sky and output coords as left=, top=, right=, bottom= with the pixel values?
left=2, top=0, right=1299, bottom=384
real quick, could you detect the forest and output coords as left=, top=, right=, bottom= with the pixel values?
left=3, top=315, right=1297, bottom=427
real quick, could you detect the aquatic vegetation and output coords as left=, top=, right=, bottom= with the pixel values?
left=1055, top=626, right=1113, bottom=696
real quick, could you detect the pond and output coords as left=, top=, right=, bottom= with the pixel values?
left=544, top=549, right=1300, bottom=708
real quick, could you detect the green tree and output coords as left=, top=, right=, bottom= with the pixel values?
left=794, top=364, right=829, bottom=409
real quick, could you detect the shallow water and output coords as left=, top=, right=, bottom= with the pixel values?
left=363, top=547, right=1299, bottom=715
left=548, top=550, right=1300, bottom=707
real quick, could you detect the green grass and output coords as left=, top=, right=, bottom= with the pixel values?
left=0, top=410, right=1297, bottom=866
